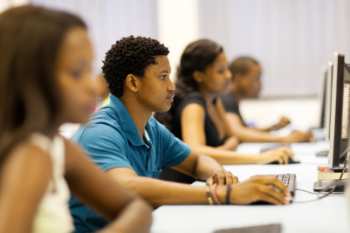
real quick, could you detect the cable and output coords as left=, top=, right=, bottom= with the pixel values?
left=293, top=146, right=350, bottom=204
left=296, top=188, right=319, bottom=195
left=296, top=188, right=345, bottom=195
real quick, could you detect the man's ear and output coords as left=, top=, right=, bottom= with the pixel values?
left=192, top=70, right=205, bottom=83
left=125, top=74, right=140, bottom=93
left=234, top=73, right=244, bottom=82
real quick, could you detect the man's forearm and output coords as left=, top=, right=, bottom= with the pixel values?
left=114, top=177, right=208, bottom=207
left=232, top=125, right=283, bottom=142
left=193, top=154, right=225, bottom=181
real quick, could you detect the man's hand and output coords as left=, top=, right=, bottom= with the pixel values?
left=206, top=170, right=239, bottom=185
left=217, top=176, right=291, bottom=205
left=282, top=131, right=314, bottom=143
left=271, top=116, right=291, bottom=130
left=256, top=148, right=294, bottom=164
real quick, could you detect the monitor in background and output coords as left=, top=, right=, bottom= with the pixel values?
left=324, top=62, right=334, bottom=141
left=329, top=53, right=350, bottom=171
left=319, top=66, right=328, bottom=129
left=311, top=65, right=329, bottom=142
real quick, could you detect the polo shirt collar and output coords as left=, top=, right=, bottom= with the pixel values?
left=109, top=94, right=146, bottom=147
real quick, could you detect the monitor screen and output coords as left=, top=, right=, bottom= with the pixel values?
left=324, top=62, right=333, bottom=140
left=329, top=53, right=350, bottom=169
left=319, top=66, right=328, bottom=128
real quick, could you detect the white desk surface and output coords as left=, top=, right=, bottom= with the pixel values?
left=151, top=142, right=350, bottom=233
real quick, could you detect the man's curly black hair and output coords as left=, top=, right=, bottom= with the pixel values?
left=102, top=35, right=169, bottom=97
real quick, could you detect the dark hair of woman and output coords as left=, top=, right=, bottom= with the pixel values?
left=155, top=39, right=223, bottom=131
left=0, top=6, right=86, bottom=164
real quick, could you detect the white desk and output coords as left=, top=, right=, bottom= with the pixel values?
left=151, top=142, right=350, bottom=233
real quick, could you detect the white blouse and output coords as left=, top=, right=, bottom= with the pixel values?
left=30, top=133, right=74, bottom=233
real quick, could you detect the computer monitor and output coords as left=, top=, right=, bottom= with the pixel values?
left=324, top=62, right=333, bottom=140
left=318, top=66, right=328, bottom=128
left=328, top=53, right=350, bottom=170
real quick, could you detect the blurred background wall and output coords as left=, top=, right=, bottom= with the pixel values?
left=3, top=0, right=350, bottom=98
left=199, top=0, right=350, bottom=98
left=1, top=0, right=350, bottom=128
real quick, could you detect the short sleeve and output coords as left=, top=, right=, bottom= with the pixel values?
left=154, top=120, right=191, bottom=169
left=219, top=93, right=246, bottom=125
left=179, top=92, right=206, bottom=111
left=72, top=123, right=132, bottom=172
left=220, top=93, right=239, bottom=114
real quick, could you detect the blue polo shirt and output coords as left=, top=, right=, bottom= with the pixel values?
left=69, top=94, right=191, bottom=232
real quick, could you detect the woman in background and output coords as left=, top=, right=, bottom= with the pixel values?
left=0, top=6, right=152, bottom=233
left=156, top=39, right=294, bottom=183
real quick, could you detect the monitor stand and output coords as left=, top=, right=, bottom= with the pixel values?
left=330, top=164, right=348, bottom=173
left=313, top=179, right=346, bottom=192
left=316, top=150, right=329, bottom=157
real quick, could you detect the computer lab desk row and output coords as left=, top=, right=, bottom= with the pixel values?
left=151, top=142, right=350, bottom=233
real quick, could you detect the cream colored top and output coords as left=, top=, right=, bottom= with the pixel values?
left=30, top=133, right=74, bottom=233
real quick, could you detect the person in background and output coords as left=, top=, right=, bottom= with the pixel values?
left=0, top=6, right=152, bottom=233
left=220, top=56, right=313, bottom=143
left=70, top=36, right=292, bottom=232
left=95, top=73, right=110, bottom=107
left=155, top=39, right=295, bottom=184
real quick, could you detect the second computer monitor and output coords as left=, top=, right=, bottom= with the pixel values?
left=329, top=53, right=350, bottom=169
left=319, top=66, right=328, bottom=129
left=324, top=62, right=333, bottom=140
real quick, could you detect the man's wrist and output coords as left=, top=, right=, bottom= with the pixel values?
left=211, top=168, right=225, bottom=176
left=216, top=185, right=227, bottom=204
left=250, top=155, right=259, bottom=164
left=280, top=136, right=287, bottom=143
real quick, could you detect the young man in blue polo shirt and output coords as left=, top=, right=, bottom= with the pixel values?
left=70, top=36, right=291, bottom=232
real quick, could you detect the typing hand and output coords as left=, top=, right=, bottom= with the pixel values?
left=206, top=170, right=239, bottom=185
left=257, top=148, right=294, bottom=164
left=217, top=176, right=291, bottom=205
left=282, top=131, right=314, bottom=143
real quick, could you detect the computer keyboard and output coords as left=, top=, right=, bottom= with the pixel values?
left=261, top=174, right=296, bottom=197
left=213, top=224, right=282, bottom=233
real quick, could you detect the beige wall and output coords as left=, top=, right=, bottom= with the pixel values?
left=0, top=0, right=29, bottom=13
left=157, top=0, right=200, bottom=81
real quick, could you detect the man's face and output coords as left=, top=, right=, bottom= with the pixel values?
left=239, top=63, right=262, bottom=98
left=136, top=55, right=175, bottom=112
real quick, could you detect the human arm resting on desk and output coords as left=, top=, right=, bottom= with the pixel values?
left=106, top=148, right=238, bottom=207
left=106, top=167, right=291, bottom=207
left=258, top=116, right=291, bottom=132
left=181, top=103, right=293, bottom=164
left=226, top=112, right=312, bottom=143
